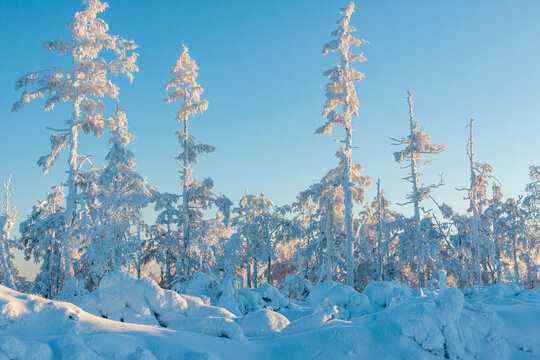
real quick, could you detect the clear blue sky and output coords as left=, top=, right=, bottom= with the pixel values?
left=1, top=1, right=539, bottom=278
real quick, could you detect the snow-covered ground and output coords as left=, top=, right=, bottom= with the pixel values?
left=0, top=272, right=539, bottom=359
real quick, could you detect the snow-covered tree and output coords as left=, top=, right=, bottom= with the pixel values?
left=259, top=205, right=298, bottom=285
left=150, top=191, right=180, bottom=287
left=294, top=179, right=343, bottom=284
left=79, top=100, right=153, bottom=287
left=12, top=0, right=138, bottom=295
left=391, top=91, right=446, bottom=288
left=164, top=45, right=216, bottom=276
left=522, top=166, right=539, bottom=286
left=484, top=182, right=504, bottom=284
left=217, top=233, right=244, bottom=280
left=356, top=179, right=401, bottom=284
left=458, top=119, right=494, bottom=286
left=0, top=177, right=18, bottom=290
left=20, top=185, right=65, bottom=298
left=499, top=198, right=530, bottom=283
left=233, top=192, right=274, bottom=288
left=294, top=163, right=369, bottom=286
left=316, top=2, right=371, bottom=286
left=293, top=187, right=323, bottom=283
left=187, top=213, right=230, bottom=275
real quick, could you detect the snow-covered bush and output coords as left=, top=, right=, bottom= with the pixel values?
left=307, top=281, right=369, bottom=319
left=362, top=281, right=412, bottom=309
left=75, top=271, right=241, bottom=340
left=238, top=283, right=290, bottom=314
left=280, top=274, right=312, bottom=301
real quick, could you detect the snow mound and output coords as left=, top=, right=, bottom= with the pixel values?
left=281, top=306, right=339, bottom=335
left=238, top=283, right=290, bottom=314
left=391, top=287, right=540, bottom=359
left=173, top=272, right=220, bottom=303
left=75, top=271, right=239, bottom=337
left=363, top=281, right=412, bottom=309
left=126, top=347, right=157, bottom=360
left=240, top=308, right=290, bottom=338
left=307, top=281, right=369, bottom=319
left=175, top=272, right=293, bottom=316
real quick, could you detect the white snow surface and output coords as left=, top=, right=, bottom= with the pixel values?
left=1, top=272, right=539, bottom=359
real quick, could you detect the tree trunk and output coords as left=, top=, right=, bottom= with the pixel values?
left=253, top=258, right=258, bottom=288
left=324, top=204, right=334, bottom=282
left=182, top=115, right=190, bottom=275
left=246, top=259, right=252, bottom=288
left=267, top=255, right=271, bottom=285
left=343, top=125, right=355, bottom=287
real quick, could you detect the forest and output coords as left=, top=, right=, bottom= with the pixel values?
left=0, top=1, right=538, bottom=359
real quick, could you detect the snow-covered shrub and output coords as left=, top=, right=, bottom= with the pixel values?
left=214, top=278, right=243, bottom=316
left=174, top=273, right=244, bottom=316
left=362, top=281, right=412, bottom=309
left=173, top=272, right=220, bottom=304
left=281, top=306, right=339, bottom=336
left=75, top=271, right=239, bottom=340
left=238, top=283, right=290, bottom=314
left=307, top=281, right=369, bottom=319
left=280, top=274, right=312, bottom=301
left=126, top=347, right=157, bottom=360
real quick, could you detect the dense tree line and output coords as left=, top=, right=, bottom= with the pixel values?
left=1, top=1, right=537, bottom=298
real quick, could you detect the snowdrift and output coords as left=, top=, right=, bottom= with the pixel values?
left=0, top=273, right=539, bottom=359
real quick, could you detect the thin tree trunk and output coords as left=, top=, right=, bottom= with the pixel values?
left=468, top=120, right=483, bottom=286
left=343, top=125, right=355, bottom=287
left=253, top=258, right=258, bottom=288
left=182, top=114, right=190, bottom=275
left=267, top=255, right=271, bottom=285
left=409, top=98, right=424, bottom=288
left=324, top=202, right=334, bottom=282
left=246, top=258, right=252, bottom=288
left=513, top=238, right=520, bottom=283
left=376, top=179, right=383, bottom=282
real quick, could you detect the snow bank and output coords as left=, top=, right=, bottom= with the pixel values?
left=75, top=271, right=243, bottom=339
left=1, top=277, right=539, bottom=359
left=389, top=286, right=540, bottom=359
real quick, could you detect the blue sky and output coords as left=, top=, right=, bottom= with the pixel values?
left=1, top=1, right=539, bottom=278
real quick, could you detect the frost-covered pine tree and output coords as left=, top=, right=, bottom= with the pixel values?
left=293, top=186, right=326, bottom=283
left=12, top=0, right=138, bottom=295
left=20, top=185, right=65, bottom=298
left=294, top=164, right=368, bottom=285
left=165, top=45, right=215, bottom=275
left=499, top=197, right=529, bottom=283
left=187, top=213, right=230, bottom=275
left=485, top=182, right=504, bottom=284
left=150, top=191, right=180, bottom=287
left=316, top=2, right=370, bottom=287
left=391, top=91, right=445, bottom=288
left=458, top=119, right=494, bottom=286
left=522, top=166, right=539, bottom=284
left=0, top=177, right=18, bottom=290
left=233, top=192, right=274, bottom=288
left=358, top=179, right=401, bottom=283
left=80, top=100, right=152, bottom=287
left=291, top=187, right=319, bottom=280
left=258, top=204, right=298, bottom=285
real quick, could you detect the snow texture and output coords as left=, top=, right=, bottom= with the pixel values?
left=2, top=273, right=538, bottom=359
